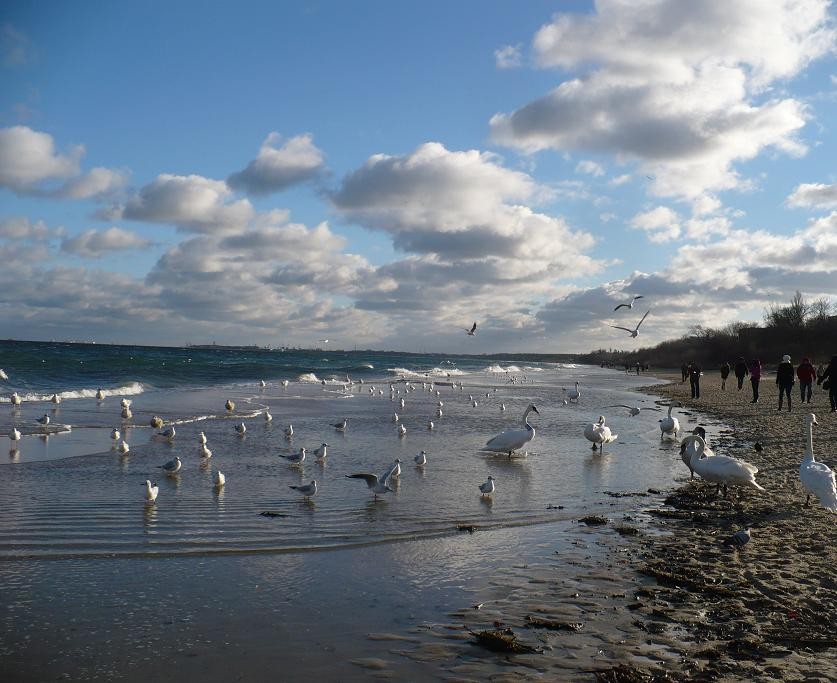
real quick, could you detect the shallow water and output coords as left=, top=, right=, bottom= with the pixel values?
left=0, top=360, right=720, bottom=679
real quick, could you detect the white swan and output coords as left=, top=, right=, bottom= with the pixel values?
left=479, top=476, right=495, bottom=497
left=800, top=413, right=837, bottom=512
left=689, top=436, right=763, bottom=496
left=144, top=480, right=158, bottom=503
left=9, top=427, right=21, bottom=442
left=485, top=404, right=539, bottom=457
left=10, top=392, right=21, bottom=406
left=680, top=427, right=712, bottom=478
left=584, top=415, right=618, bottom=450
left=660, top=402, right=681, bottom=439
left=567, top=382, right=581, bottom=403
left=118, top=440, right=130, bottom=454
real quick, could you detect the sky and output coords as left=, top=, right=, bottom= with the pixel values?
left=1, top=0, right=836, bottom=353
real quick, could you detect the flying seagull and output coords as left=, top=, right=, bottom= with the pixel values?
left=613, top=295, right=644, bottom=311
left=465, top=322, right=477, bottom=336
left=610, top=309, right=651, bottom=338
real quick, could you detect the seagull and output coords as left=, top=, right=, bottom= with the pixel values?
left=500, top=403, right=506, bottom=412
left=10, top=392, right=21, bottom=406
left=144, top=480, right=159, bottom=503
left=121, top=406, right=132, bottom=419
left=121, top=398, right=132, bottom=409
left=260, top=380, right=266, bottom=388
left=472, top=400, right=478, bottom=408
left=567, top=382, right=581, bottom=402
left=118, top=440, right=130, bottom=454
left=36, top=414, right=50, bottom=427
left=0, top=369, right=8, bottom=380
left=214, top=470, right=225, bottom=488
left=723, top=528, right=751, bottom=548
left=660, top=401, right=681, bottom=439
left=345, top=471, right=394, bottom=500
left=479, top=476, right=495, bottom=497
left=198, top=431, right=207, bottom=445
left=414, top=450, right=427, bottom=466
left=610, top=309, right=651, bottom=338
left=284, top=424, right=294, bottom=438
left=604, top=404, right=661, bottom=417
left=96, top=388, right=105, bottom=400
left=312, top=443, right=328, bottom=460
left=392, top=412, right=400, bottom=423
left=110, top=428, right=121, bottom=442
left=289, top=479, right=318, bottom=500
left=333, top=418, right=347, bottom=431
left=584, top=416, right=618, bottom=450
left=158, top=426, right=176, bottom=440
left=150, top=416, right=164, bottom=429
left=427, top=420, right=435, bottom=430
left=484, top=404, right=539, bottom=457
left=234, top=422, right=247, bottom=435
left=689, top=437, right=763, bottom=497
left=281, top=379, right=290, bottom=388
left=225, top=399, right=235, bottom=412
left=384, top=459, right=402, bottom=480
left=465, top=322, right=477, bottom=336
left=159, top=456, right=182, bottom=475
left=800, top=413, right=837, bottom=511
left=200, top=444, right=212, bottom=458
left=613, top=295, right=644, bottom=311
left=436, top=408, right=443, bottom=418
left=398, top=424, right=407, bottom=437
left=263, top=410, right=273, bottom=423
left=50, top=393, right=61, bottom=405
left=280, top=447, right=306, bottom=465
left=9, top=427, right=21, bottom=442
left=680, top=427, right=711, bottom=478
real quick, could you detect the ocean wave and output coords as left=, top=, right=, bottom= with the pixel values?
left=0, top=381, right=145, bottom=403
left=522, top=366, right=544, bottom=372
left=485, top=364, right=523, bottom=373
left=297, top=373, right=321, bottom=383
left=387, top=367, right=466, bottom=378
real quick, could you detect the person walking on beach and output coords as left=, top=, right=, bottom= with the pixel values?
left=681, top=363, right=688, bottom=382
left=797, top=357, right=816, bottom=404
left=817, top=356, right=837, bottom=413
left=687, top=361, right=702, bottom=399
left=720, top=361, right=730, bottom=390
left=749, top=359, right=762, bottom=403
left=776, top=354, right=795, bottom=412
left=734, top=357, right=749, bottom=390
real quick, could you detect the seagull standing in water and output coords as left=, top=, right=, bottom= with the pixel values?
left=312, top=443, right=328, bottom=461
left=214, top=470, right=226, bottom=488
left=9, top=427, right=21, bottom=443
left=118, top=440, right=130, bottom=454
left=198, top=431, right=207, bottom=445
left=0, top=369, right=8, bottom=380
left=121, top=406, right=132, bottom=419
left=610, top=309, right=651, bottom=338
left=225, top=399, right=235, bottom=412
left=263, top=410, right=273, bottom=423
left=398, top=423, right=407, bottom=437
left=346, top=469, right=395, bottom=500
left=50, top=393, right=61, bottom=405
left=96, top=388, right=105, bottom=401
left=234, top=423, right=247, bottom=436
left=280, top=448, right=306, bottom=466
left=36, top=414, right=50, bottom=428
left=479, top=476, right=495, bottom=497
left=284, top=424, right=294, bottom=438
left=414, top=450, right=427, bottom=466
left=333, top=418, right=347, bottom=432
left=289, top=479, right=318, bottom=500
left=158, top=426, right=176, bottom=441
left=200, top=443, right=212, bottom=458
left=144, top=480, right=159, bottom=503
left=465, top=322, right=477, bottom=336
left=613, top=295, right=644, bottom=311
left=110, top=428, right=121, bottom=442
left=159, top=456, right=182, bottom=475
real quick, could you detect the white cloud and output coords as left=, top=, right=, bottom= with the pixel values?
left=495, top=44, right=523, bottom=69
left=0, top=216, right=63, bottom=241
left=599, top=212, right=617, bottom=223
left=575, top=159, right=604, bottom=176
left=630, top=206, right=681, bottom=242
left=61, top=227, right=151, bottom=257
left=490, top=0, right=833, bottom=199
left=117, top=174, right=254, bottom=233
left=227, top=133, right=325, bottom=196
left=0, top=126, right=82, bottom=192
left=56, top=167, right=128, bottom=199
left=787, top=182, right=837, bottom=210
left=610, top=174, right=631, bottom=186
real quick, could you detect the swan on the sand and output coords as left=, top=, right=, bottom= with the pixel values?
left=680, top=427, right=711, bottom=478
left=800, top=413, right=837, bottom=512
left=689, top=436, right=763, bottom=497
left=584, top=416, right=618, bottom=450
left=484, top=404, right=539, bottom=457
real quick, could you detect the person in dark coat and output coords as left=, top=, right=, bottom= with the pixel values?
left=734, top=357, right=749, bottom=390
left=796, top=357, right=816, bottom=404
left=776, top=354, right=795, bottom=412
left=681, top=363, right=688, bottom=382
left=720, top=362, right=730, bottom=390
left=749, top=359, right=762, bottom=403
left=687, top=361, right=702, bottom=399
left=817, top=356, right=837, bottom=413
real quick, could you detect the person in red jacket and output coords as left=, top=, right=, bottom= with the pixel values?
left=797, top=357, right=816, bottom=404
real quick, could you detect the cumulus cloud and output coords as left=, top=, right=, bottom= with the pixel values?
left=576, top=160, right=604, bottom=176
left=61, top=227, right=151, bottom=258
left=494, top=44, right=522, bottom=69
left=630, top=206, right=681, bottom=242
left=116, top=174, right=254, bottom=233
left=227, top=133, right=325, bottom=196
left=0, top=216, right=63, bottom=241
left=56, top=167, right=129, bottom=200
left=490, top=0, right=833, bottom=199
left=0, top=126, right=82, bottom=192
left=787, top=182, right=837, bottom=210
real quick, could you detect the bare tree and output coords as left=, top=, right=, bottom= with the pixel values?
left=809, top=297, right=834, bottom=323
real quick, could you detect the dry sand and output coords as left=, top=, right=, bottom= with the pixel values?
left=622, top=371, right=837, bottom=681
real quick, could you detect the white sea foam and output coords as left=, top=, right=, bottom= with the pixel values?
left=485, top=364, right=523, bottom=373
left=0, top=382, right=145, bottom=403
left=522, top=366, right=544, bottom=372
left=387, top=367, right=466, bottom=378
left=297, top=373, right=321, bottom=383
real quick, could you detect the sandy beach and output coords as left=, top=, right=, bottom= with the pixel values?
left=623, top=370, right=837, bottom=681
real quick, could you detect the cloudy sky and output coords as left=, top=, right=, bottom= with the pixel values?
left=1, top=0, right=836, bottom=352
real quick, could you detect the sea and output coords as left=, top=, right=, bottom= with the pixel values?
left=0, top=340, right=709, bottom=680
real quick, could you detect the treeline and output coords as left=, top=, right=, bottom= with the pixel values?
left=577, top=291, right=837, bottom=370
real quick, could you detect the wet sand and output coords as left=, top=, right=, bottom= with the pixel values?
left=625, top=371, right=837, bottom=681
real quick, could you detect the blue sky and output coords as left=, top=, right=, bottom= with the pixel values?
left=1, top=1, right=836, bottom=351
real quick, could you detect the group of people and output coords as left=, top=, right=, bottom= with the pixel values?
left=713, top=355, right=837, bottom=412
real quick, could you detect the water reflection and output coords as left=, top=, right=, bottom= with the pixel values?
left=143, top=502, right=158, bottom=528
